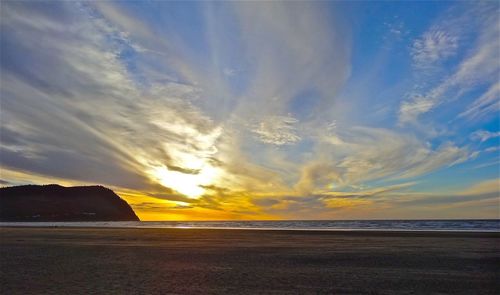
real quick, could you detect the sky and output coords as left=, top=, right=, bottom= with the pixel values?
left=1, top=1, right=499, bottom=220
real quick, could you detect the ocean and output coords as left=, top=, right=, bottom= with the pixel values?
left=1, top=219, right=499, bottom=232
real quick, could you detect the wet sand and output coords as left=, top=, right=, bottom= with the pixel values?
left=1, top=227, right=499, bottom=294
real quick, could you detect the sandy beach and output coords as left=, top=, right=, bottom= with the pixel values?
left=1, top=227, right=499, bottom=294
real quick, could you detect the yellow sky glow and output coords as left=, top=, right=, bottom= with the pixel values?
left=149, top=165, right=221, bottom=198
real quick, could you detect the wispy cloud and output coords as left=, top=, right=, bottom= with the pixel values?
left=317, top=127, right=471, bottom=185
left=484, top=147, right=500, bottom=153
left=250, top=115, right=301, bottom=145
left=398, top=95, right=435, bottom=124
left=459, top=82, right=500, bottom=120
left=411, top=29, right=458, bottom=69
left=470, top=130, right=500, bottom=142
left=399, top=3, right=499, bottom=125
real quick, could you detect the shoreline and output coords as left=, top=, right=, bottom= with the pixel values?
left=1, top=224, right=499, bottom=236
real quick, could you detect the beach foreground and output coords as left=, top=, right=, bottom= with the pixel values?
left=1, top=228, right=499, bottom=294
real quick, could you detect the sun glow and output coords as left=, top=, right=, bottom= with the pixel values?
left=150, top=165, right=220, bottom=198
left=143, top=123, right=223, bottom=198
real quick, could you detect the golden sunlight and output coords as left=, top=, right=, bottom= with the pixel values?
left=150, top=165, right=220, bottom=198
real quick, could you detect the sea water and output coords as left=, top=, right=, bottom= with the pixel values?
left=1, top=219, right=499, bottom=232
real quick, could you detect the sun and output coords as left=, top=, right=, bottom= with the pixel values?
left=150, top=165, right=220, bottom=198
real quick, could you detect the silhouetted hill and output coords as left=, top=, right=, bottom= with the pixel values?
left=0, top=184, right=139, bottom=221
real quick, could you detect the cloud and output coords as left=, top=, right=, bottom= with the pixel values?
left=411, top=29, right=458, bottom=68
left=251, top=181, right=417, bottom=219
left=458, top=82, right=500, bottom=120
left=470, top=130, right=500, bottom=142
left=294, top=162, right=341, bottom=194
left=401, top=179, right=499, bottom=207
left=400, top=3, right=499, bottom=125
left=311, top=127, right=471, bottom=186
left=398, top=95, right=435, bottom=124
left=250, top=115, right=301, bottom=145
left=222, top=68, right=237, bottom=77
left=229, top=1, right=351, bottom=119
left=461, top=179, right=500, bottom=195
left=473, top=159, right=500, bottom=170
left=384, top=19, right=407, bottom=40
left=484, top=146, right=500, bottom=153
